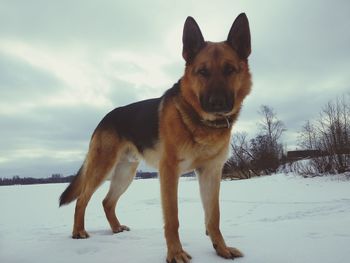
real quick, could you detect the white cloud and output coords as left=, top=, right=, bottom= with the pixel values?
left=102, top=50, right=176, bottom=99
left=0, top=40, right=111, bottom=109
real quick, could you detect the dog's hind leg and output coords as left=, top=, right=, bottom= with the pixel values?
left=72, top=129, right=122, bottom=239
left=103, top=160, right=138, bottom=233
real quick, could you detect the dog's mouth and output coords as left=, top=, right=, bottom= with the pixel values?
left=199, top=92, right=234, bottom=115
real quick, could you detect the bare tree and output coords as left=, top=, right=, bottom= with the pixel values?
left=296, top=94, right=350, bottom=175
left=252, top=105, right=286, bottom=174
left=224, top=105, right=286, bottom=178
left=258, top=105, right=286, bottom=143
left=223, top=132, right=259, bottom=179
left=298, top=120, right=316, bottom=150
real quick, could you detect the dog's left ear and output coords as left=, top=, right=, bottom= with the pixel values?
left=182, top=16, right=205, bottom=63
left=227, top=13, right=251, bottom=60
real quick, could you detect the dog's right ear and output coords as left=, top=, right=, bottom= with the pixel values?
left=182, top=17, right=205, bottom=63
left=227, top=13, right=251, bottom=60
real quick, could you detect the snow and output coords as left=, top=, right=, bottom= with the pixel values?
left=1, top=174, right=350, bottom=263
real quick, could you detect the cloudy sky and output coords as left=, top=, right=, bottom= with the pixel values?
left=0, top=0, right=349, bottom=178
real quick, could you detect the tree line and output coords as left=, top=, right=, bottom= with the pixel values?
left=291, top=94, right=350, bottom=175
left=0, top=174, right=75, bottom=186
left=223, top=93, right=350, bottom=179
left=0, top=170, right=196, bottom=186
left=0, top=171, right=161, bottom=186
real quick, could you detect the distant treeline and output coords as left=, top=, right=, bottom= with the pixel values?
left=0, top=174, right=75, bottom=186
left=0, top=171, right=195, bottom=186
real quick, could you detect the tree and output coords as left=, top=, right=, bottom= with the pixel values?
left=224, top=132, right=258, bottom=179
left=296, top=94, right=350, bottom=175
left=250, top=134, right=282, bottom=174
left=258, top=105, right=286, bottom=143
left=51, top=174, right=62, bottom=179
left=252, top=105, right=286, bottom=174
left=224, top=105, right=286, bottom=178
left=298, top=120, right=316, bottom=150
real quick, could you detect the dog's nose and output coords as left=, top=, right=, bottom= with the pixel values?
left=200, top=91, right=234, bottom=113
left=207, top=94, right=233, bottom=113
left=208, top=95, right=226, bottom=111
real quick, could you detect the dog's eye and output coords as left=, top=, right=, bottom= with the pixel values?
left=197, top=68, right=210, bottom=78
left=223, top=65, right=236, bottom=76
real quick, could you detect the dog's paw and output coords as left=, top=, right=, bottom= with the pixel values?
left=72, top=229, right=90, bottom=239
left=213, top=244, right=243, bottom=259
left=112, top=225, right=130, bottom=233
left=166, top=250, right=192, bottom=263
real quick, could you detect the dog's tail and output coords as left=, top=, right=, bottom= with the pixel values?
left=59, top=165, right=84, bottom=207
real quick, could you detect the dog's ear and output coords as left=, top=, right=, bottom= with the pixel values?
left=182, top=16, right=205, bottom=63
left=227, top=13, right=251, bottom=60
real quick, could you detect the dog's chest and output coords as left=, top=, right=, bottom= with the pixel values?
left=140, top=142, right=224, bottom=173
left=179, top=144, right=225, bottom=172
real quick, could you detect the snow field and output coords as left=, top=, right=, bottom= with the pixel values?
left=0, top=174, right=350, bottom=263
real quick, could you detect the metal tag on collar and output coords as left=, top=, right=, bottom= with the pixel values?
left=225, top=116, right=231, bottom=128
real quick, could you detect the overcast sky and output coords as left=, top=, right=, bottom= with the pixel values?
left=0, top=0, right=349, bottom=178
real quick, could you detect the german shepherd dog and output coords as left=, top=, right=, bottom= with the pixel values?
left=60, top=13, right=251, bottom=262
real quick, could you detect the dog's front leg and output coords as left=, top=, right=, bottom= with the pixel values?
left=197, top=164, right=243, bottom=259
left=159, top=157, right=192, bottom=263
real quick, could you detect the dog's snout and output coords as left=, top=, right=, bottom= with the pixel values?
left=201, top=92, right=234, bottom=114
left=208, top=94, right=227, bottom=112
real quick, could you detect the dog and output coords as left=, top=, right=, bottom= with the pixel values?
left=59, top=13, right=251, bottom=262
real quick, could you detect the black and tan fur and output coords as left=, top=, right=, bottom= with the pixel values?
left=60, top=13, right=252, bottom=262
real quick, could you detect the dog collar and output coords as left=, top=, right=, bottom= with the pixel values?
left=200, top=115, right=234, bottom=129
left=175, top=96, right=238, bottom=129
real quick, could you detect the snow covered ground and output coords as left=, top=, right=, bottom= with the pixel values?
left=1, top=174, right=350, bottom=263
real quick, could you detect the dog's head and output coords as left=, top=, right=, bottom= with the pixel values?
left=181, top=13, right=252, bottom=121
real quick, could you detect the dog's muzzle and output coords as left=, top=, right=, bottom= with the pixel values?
left=200, top=92, right=234, bottom=114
